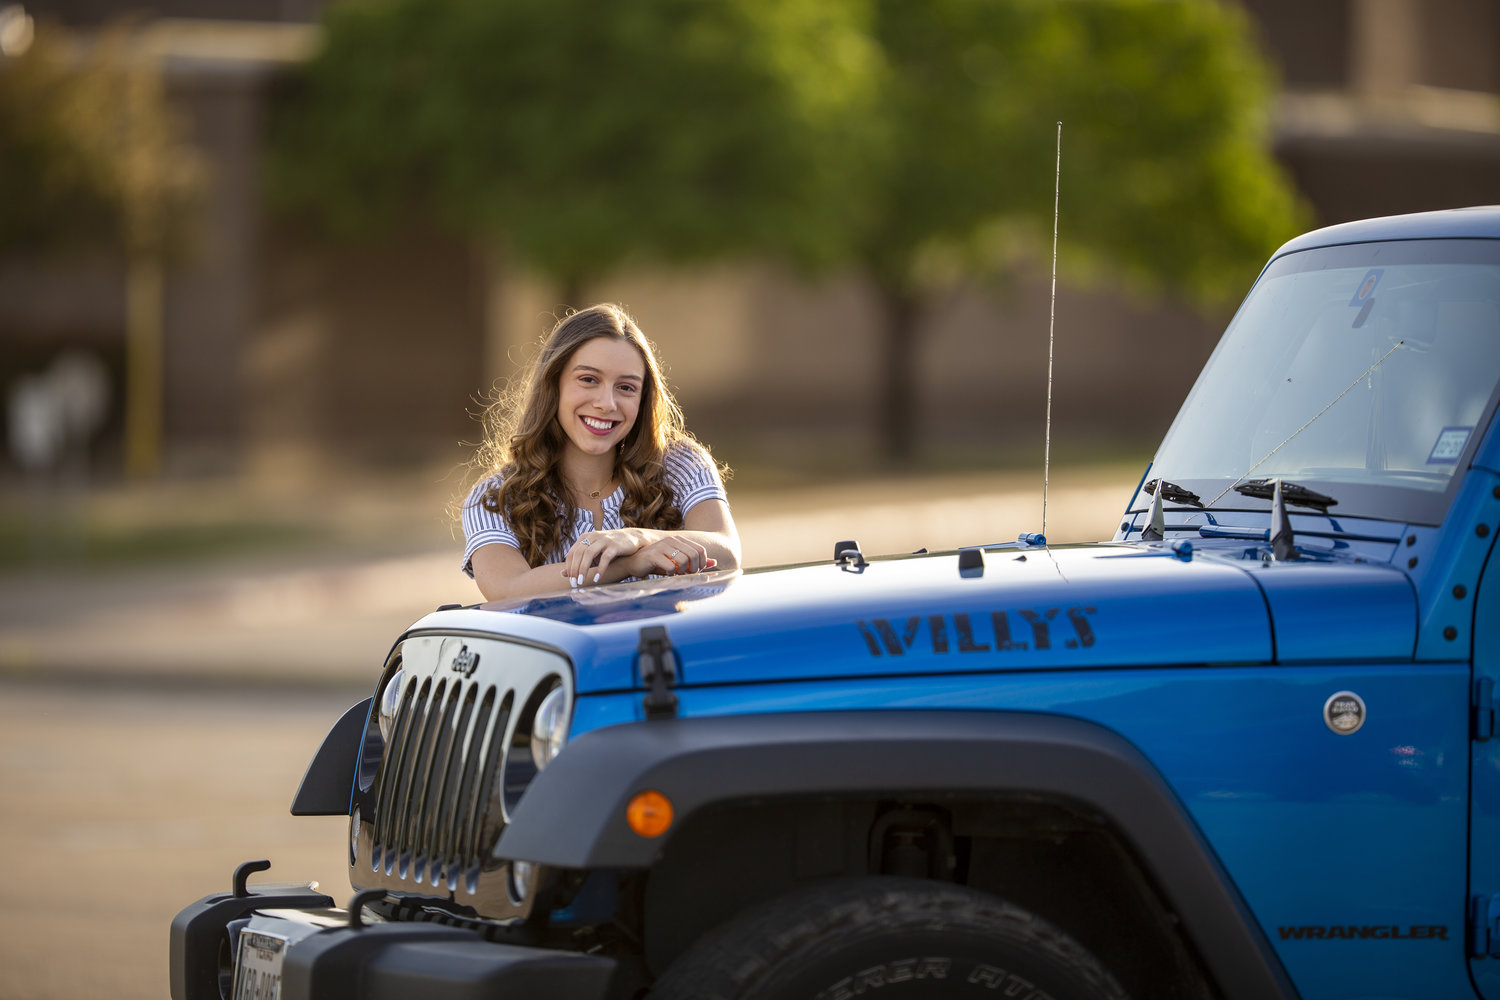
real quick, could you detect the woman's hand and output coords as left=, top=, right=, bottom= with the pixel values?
left=562, top=528, right=641, bottom=587
left=622, top=534, right=713, bottom=580
left=563, top=528, right=716, bottom=587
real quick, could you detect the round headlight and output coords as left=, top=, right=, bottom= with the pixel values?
left=508, top=859, right=534, bottom=903
left=530, top=685, right=570, bottom=770
left=377, top=667, right=405, bottom=742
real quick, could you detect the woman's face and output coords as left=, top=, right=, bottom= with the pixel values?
left=555, top=336, right=646, bottom=461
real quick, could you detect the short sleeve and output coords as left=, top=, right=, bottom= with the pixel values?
left=460, top=476, right=522, bottom=578
left=663, top=440, right=727, bottom=515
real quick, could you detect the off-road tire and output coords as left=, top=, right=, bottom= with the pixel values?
left=648, top=876, right=1130, bottom=1000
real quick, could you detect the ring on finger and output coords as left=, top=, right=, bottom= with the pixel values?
left=581, top=538, right=593, bottom=547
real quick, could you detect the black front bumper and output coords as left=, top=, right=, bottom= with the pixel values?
left=170, top=884, right=618, bottom=1000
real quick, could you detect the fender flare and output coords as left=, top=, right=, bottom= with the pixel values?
left=291, top=697, right=371, bottom=816
left=499, top=710, right=1298, bottom=1000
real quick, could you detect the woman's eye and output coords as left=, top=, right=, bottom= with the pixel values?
left=617, top=383, right=638, bottom=394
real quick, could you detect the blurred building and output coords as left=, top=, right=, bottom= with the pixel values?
left=1, top=0, right=1497, bottom=481
left=1245, top=0, right=1500, bottom=222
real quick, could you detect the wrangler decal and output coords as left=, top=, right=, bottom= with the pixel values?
left=1276, top=925, right=1448, bottom=941
left=858, top=607, right=1097, bottom=657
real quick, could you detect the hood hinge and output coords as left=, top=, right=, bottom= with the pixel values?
left=1474, top=677, right=1495, bottom=742
left=1471, top=894, right=1500, bottom=957
left=638, top=625, right=679, bottom=720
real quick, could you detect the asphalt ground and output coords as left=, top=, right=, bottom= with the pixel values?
left=0, top=466, right=1138, bottom=690
left=0, top=682, right=362, bottom=1000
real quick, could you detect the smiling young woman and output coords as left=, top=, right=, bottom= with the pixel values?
left=460, top=304, right=740, bottom=601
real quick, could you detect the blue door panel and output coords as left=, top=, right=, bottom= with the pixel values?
left=574, top=662, right=1472, bottom=999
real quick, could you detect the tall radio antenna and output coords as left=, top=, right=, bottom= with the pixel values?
left=1042, top=121, right=1061, bottom=540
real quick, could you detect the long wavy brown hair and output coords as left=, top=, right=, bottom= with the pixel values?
left=468, top=304, right=712, bottom=567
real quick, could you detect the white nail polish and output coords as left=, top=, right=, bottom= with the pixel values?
left=593, top=573, right=600, bottom=583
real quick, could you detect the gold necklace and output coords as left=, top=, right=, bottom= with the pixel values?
left=570, top=479, right=612, bottom=501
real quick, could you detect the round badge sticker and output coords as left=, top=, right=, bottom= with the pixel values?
left=1324, top=691, right=1366, bottom=734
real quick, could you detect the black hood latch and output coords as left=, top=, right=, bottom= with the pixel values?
left=638, top=625, right=680, bottom=720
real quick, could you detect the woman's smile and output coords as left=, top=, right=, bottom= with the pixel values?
left=580, top=415, right=621, bottom=435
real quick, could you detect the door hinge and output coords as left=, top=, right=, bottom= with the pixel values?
left=637, top=624, right=679, bottom=720
left=1475, top=677, right=1495, bottom=742
left=1471, top=894, right=1500, bottom=957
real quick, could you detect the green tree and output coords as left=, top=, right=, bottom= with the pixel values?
left=270, top=0, right=1303, bottom=466
left=0, top=25, right=121, bottom=253
left=859, top=0, right=1307, bottom=460
left=269, top=0, right=881, bottom=298
left=0, top=20, right=202, bottom=476
left=864, top=0, right=1308, bottom=461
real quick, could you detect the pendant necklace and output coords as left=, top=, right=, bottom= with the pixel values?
left=572, top=479, right=611, bottom=501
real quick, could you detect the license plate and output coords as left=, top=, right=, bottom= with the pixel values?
left=232, top=929, right=288, bottom=1000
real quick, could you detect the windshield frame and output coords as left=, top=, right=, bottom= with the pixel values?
left=1139, top=237, right=1500, bottom=527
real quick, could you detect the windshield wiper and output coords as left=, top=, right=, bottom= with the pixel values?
left=1142, top=479, right=1204, bottom=508
left=1233, top=478, right=1338, bottom=513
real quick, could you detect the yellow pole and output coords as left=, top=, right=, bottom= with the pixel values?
left=124, top=247, right=163, bottom=478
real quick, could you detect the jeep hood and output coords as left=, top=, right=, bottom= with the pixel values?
left=418, top=544, right=1416, bottom=694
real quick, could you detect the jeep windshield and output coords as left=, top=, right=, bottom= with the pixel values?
left=1147, top=238, right=1500, bottom=525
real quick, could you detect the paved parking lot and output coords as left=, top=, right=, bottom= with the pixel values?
left=0, top=468, right=1135, bottom=687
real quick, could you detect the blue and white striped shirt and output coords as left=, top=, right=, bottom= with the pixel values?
left=460, top=440, right=726, bottom=577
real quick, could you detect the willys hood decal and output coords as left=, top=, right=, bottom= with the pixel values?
left=418, top=543, right=1416, bottom=694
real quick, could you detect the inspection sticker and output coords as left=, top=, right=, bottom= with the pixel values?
left=1428, top=427, right=1472, bottom=465
left=1348, top=268, right=1384, bottom=307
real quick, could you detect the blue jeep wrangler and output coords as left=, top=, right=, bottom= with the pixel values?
left=172, top=207, right=1500, bottom=1000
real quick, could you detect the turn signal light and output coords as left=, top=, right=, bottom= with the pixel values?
left=626, top=790, right=673, bottom=838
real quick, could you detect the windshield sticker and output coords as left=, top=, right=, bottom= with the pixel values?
left=1428, top=426, right=1471, bottom=464
left=858, top=607, right=1098, bottom=658
left=1348, top=268, right=1383, bottom=307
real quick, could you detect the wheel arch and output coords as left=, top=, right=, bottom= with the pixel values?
left=500, top=710, right=1297, bottom=1000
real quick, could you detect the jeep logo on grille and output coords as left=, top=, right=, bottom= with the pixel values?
left=1324, top=691, right=1366, bottom=734
left=450, top=645, right=481, bottom=678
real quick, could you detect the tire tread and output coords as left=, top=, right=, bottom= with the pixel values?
left=649, top=877, right=1130, bottom=1000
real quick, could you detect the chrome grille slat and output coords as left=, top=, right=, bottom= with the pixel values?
left=372, top=676, right=418, bottom=872
left=440, top=686, right=493, bottom=889
left=427, top=684, right=477, bottom=888
left=387, top=677, right=433, bottom=876
left=412, top=681, right=463, bottom=884
left=402, top=677, right=450, bottom=878
left=460, top=692, right=513, bottom=888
